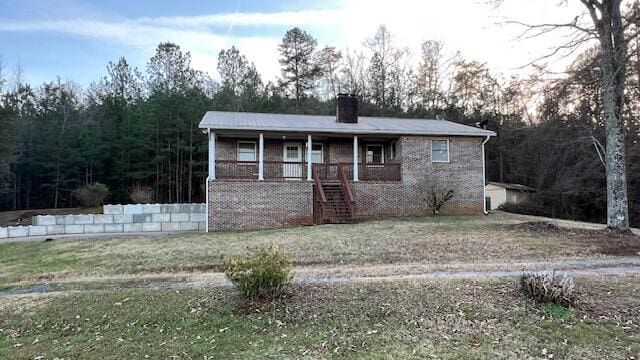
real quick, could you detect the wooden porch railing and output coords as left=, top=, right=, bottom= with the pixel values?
left=312, top=165, right=327, bottom=224
left=315, top=162, right=401, bottom=181
left=358, top=162, right=401, bottom=181
left=216, top=160, right=257, bottom=179
left=337, top=164, right=355, bottom=217
left=215, top=160, right=401, bottom=181
left=216, top=160, right=307, bottom=180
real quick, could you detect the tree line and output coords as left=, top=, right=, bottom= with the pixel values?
left=0, top=16, right=639, bottom=226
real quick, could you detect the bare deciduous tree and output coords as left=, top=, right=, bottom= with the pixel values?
left=340, top=49, right=368, bottom=99
left=365, top=25, right=406, bottom=111
left=414, top=40, right=460, bottom=109
left=504, top=0, right=634, bottom=231
left=316, top=46, right=342, bottom=99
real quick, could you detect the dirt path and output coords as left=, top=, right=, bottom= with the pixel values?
left=2, top=256, right=640, bottom=298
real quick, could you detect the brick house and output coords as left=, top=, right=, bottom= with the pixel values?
left=199, top=95, right=495, bottom=231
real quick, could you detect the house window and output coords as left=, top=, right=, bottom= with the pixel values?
left=237, top=141, right=256, bottom=161
left=366, top=144, right=384, bottom=164
left=431, top=139, right=449, bottom=163
left=390, top=141, right=398, bottom=160
left=311, top=143, right=323, bottom=163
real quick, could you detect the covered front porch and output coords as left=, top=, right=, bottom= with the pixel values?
left=207, top=131, right=402, bottom=182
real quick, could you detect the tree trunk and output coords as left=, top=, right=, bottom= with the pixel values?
left=54, top=160, right=60, bottom=209
left=188, top=117, right=193, bottom=203
left=585, top=0, right=630, bottom=231
left=499, top=149, right=504, bottom=183
left=155, top=113, right=160, bottom=202
left=12, top=170, right=17, bottom=210
left=26, top=178, right=30, bottom=209
left=175, top=130, right=180, bottom=203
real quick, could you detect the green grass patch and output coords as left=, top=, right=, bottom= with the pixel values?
left=541, top=303, right=572, bottom=319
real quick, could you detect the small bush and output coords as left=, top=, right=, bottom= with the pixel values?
left=74, top=182, right=110, bottom=207
left=224, top=246, right=292, bottom=299
left=498, top=201, right=546, bottom=217
left=129, top=184, right=154, bottom=204
left=521, top=272, right=576, bottom=307
left=421, top=183, right=455, bottom=215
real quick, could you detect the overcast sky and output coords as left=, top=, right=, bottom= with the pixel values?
left=0, top=0, right=591, bottom=87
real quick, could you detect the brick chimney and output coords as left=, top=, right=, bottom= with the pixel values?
left=336, top=93, right=358, bottom=123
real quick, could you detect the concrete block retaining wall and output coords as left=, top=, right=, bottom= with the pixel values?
left=0, top=203, right=206, bottom=239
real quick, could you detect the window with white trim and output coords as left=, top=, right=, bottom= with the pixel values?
left=311, top=143, right=323, bottom=163
left=285, top=145, right=299, bottom=159
left=431, top=139, right=449, bottom=163
left=390, top=141, right=398, bottom=160
left=366, top=144, right=384, bottom=164
left=237, top=141, right=256, bottom=161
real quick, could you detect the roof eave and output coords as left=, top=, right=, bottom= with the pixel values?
left=198, top=124, right=496, bottom=137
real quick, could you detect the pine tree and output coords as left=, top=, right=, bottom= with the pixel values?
left=278, top=27, right=320, bottom=109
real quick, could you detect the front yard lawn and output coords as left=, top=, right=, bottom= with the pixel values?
left=2, top=276, right=639, bottom=359
left=1, top=212, right=639, bottom=286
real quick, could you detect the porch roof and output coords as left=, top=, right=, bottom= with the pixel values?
left=199, top=111, right=496, bottom=137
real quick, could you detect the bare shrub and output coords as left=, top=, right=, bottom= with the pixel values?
left=421, top=183, right=455, bottom=214
left=129, top=184, right=154, bottom=204
left=521, top=272, right=576, bottom=307
left=74, top=182, right=110, bottom=207
left=224, top=246, right=292, bottom=299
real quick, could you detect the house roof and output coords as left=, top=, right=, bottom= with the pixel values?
left=199, top=111, right=496, bottom=137
left=487, top=182, right=536, bottom=192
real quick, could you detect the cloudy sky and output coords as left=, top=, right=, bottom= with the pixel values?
left=0, top=0, right=589, bottom=86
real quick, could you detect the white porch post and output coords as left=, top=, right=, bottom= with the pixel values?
left=307, top=134, right=312, bottom=181
left=206, top=129, right=216, bottom=233
left=353, top=135, right=359, bottom=181
left=258, top=133, right=264, bottom=180
left=208, top=130, right=216, bottom=180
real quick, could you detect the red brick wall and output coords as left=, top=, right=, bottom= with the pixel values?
left=208, top=181, right=313, bottom=231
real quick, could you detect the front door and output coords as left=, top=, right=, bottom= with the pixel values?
left=283, top=142, right=303, bottom=179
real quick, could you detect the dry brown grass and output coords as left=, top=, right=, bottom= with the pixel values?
left=1, top=212, right=638, bottom=286
left=0, top=293, right=55, bottom=313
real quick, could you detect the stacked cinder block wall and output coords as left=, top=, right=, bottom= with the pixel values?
left=0, top=204, right=206, bottom=239
left=208, top=135, right=484, bottom=231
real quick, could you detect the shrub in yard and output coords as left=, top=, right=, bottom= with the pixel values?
left=74, top=182, right=110, bottom=207
left=499, top=201, right=546, bottom=217
left=223, top=246, right=292, bottom=299
left=521, top=272, right=576, bottom=307
left=129, top=184, right=154, bottom=204
left=421, top=182, right=455, bottom=214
